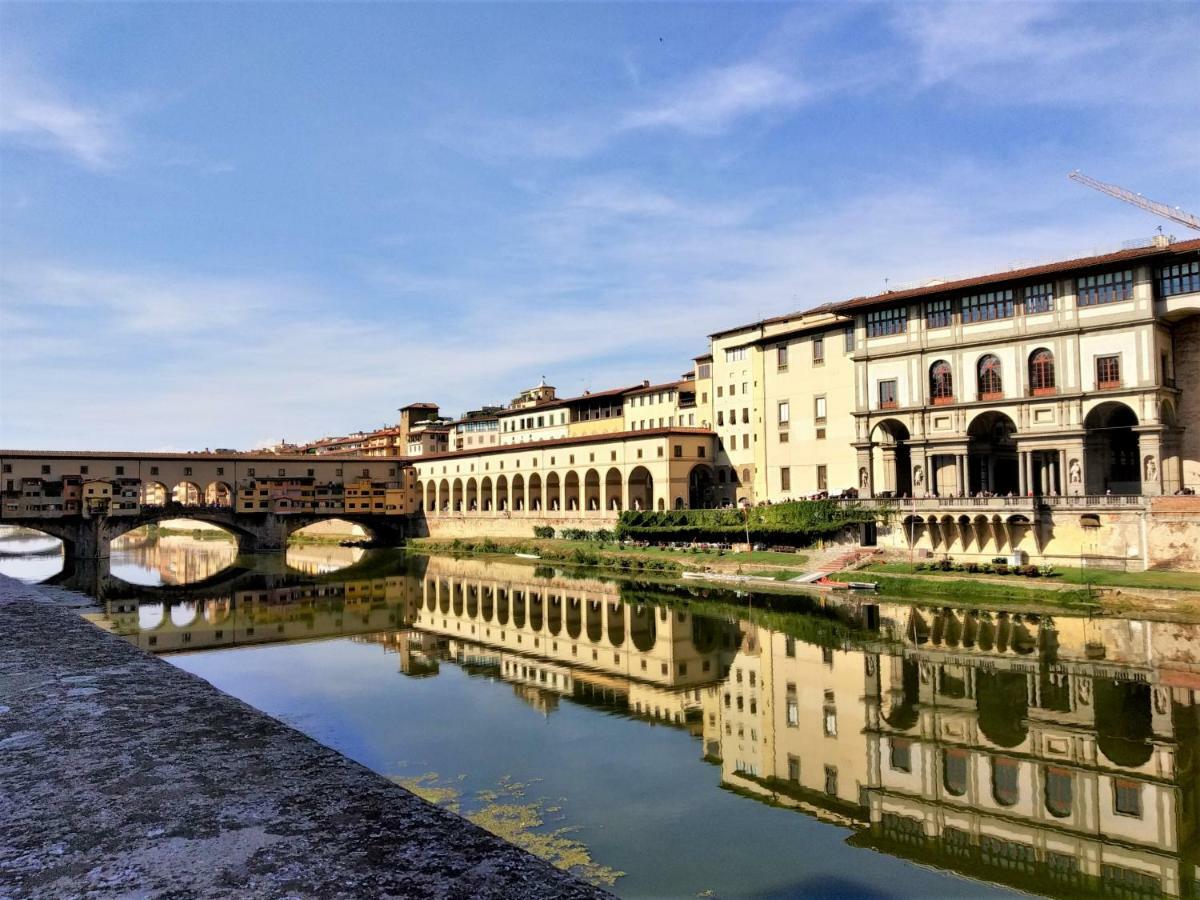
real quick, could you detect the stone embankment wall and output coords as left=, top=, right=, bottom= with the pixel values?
left=876, top=501, right=1200, bottom=571
left=0, top=576, right=608, bottom=900
left=418, top=512, right=619, bottom=540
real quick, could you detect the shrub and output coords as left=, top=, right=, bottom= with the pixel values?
left=996, top=564, right=1010, bottom=576
left=532, top=525, right=555, bottom=539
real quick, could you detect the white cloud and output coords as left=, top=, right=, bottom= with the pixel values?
left=622, top=62, right=808, bottom=135
left=893, top=1, right=1200, bottom=108
left=0, top=61, right=124, bottom=170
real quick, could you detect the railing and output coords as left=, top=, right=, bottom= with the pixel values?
left=1041, top=494, right=1146, bottom=508
left=838, top=494, right=1149, bottom=512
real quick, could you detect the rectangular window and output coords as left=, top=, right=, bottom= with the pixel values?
left=248, top=467, right=256, bottom=476
left=79, top=465, right=88, bottom=474
left=778, top=401, right=790, bottom=425
left=1024, top=281, right=1055, bottom=313
left=879, top=379, right=898, bottom=409
left=725, top=346, right=747, bottom=362
left=777, top=345, right=788, bottom=369
left=867, top=307, right=907, bottom=337
left=926, top=298, right=952, bottom=328
left=824, top=766, right=838, bottom=797
left=890, top=737, right=913, bottom=772
left=1159, top=260, right=1200, bottom=297
left=717, top=411, right=724, bottom=426
left=786, top=684, right=798, bottom=726
left=778, top=431, right=789, bottom=443
left=814, top=396, right=826, bottom=422
left=741, top=408, right=749, bottom=424
left=674, top=445, right=682, bottom=458
left=1097, top=355, right=1121, bottom=389
left=1078, top=269, right=1134, bottom=306
left=817, top=465, right=827, bottom=491
left=1113, top=779, right=1143, bottom=817
left=115, top=466, right=124, bottom=476
left=962, top=288, right=1014, bottom=322
left=844, top=326, right=856, bottom=352
left=780, top=467, right=791, bottom=492
left=788, top=755, right=800, bottom=783
left=812, top=334, right=824, bottom=364
left=697, top=363, right=711, bottom=379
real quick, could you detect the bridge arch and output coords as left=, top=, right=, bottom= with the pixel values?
left=140, top=482, right=168, bottom=506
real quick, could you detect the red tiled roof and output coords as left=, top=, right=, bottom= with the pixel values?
left=626, top=380, right=686, bottom=396
left=711, top=237, right=1200, bottom=337
left=828, top=237, right=1200, bottom=315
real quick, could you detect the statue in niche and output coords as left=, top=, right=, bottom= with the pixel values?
left=1145, top=456, right=1157, bottom=481
left=913, top=464, right=924, bottom=486
left=859, top=467, right=869, bottom=489
left=1069, top=458, right=1082, bottom=484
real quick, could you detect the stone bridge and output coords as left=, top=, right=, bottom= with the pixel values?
left=7, top=504, right=410, bottom=560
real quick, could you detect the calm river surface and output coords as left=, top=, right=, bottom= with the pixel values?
left=2, top=528, right=1197, bottom=899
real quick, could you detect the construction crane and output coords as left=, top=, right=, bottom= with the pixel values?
left=1069, top=170, right=1200, bottom=232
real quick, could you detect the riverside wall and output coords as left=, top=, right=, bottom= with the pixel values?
left=0, top=575, right=607, bottom=899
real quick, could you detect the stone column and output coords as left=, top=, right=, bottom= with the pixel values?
left=956, top=454, right=967, bottom=495
left=1058, top=448, right=1068, bottom=495
left=1018, top=451, right=1028, bottom=496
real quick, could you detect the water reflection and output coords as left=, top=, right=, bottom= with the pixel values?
left=79, top=553, right=1200, bottom=899
left=0, top=525, right=64, bottom=582
left=285, top=542, right=366, bottom=575
left=109, top=534, right=239, bottom=586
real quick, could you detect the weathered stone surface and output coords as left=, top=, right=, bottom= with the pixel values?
left=0, top=575, right=608, bottom=899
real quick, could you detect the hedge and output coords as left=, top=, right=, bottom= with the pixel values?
left=615, top=499, right=883, bottom=546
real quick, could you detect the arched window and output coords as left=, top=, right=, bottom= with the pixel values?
left=991, top=758, right=1019, bottom=807
left=943, top=748, right=968, bottom=796
left=930, top=360, right=955, bottom=404
left=1029, top=349, right=1056, bottom=394
left=1044, top=767, right=1073, bottom=818
left=978, top=355, right=1003, bottom=399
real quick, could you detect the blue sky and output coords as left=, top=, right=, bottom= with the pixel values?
left=1, top=2, right=1197, bottom=451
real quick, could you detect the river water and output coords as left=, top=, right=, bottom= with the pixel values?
left=2, top=528, right=1196, bottom=899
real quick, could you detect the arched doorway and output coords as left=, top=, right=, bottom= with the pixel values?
left=140, top=481, right=168, bottom=506
left=1084, top=402, right=1140, bottom=494
left=627, top=466, right=653, bottom=511
left=583, top=469, right=601, bottom=511
left=171, top=482, right=201, bottom=505
left=604, top=468, right=622, bottom=511
left=204, top=482, right=232, bottom=507
left=687, top=464, right=716, bottom=508
left=870, top=419, right=912, bottom=497
left=967, top=411, right=1018, bottom=495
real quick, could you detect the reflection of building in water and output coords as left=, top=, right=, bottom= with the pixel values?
left=285, top=543, right=366, bottom=575
left=853, top=604, right=1200, bottom=898
left=365, top=556, right=740, bottom=726
left=94, top=575, right=418, bottom=653
left=697, top=597, right=1200, bottom=897
left=113, top=535, right=238, bottom=585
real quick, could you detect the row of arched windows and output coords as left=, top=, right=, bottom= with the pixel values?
left=927, top=349, right=1056, bottom=403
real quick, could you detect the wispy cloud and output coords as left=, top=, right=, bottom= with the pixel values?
left=622, top=62, right=807, bottom=135
left=0, top=59, right=125, bottom=170
left=893, top=1, right=1200, bottom=108
left=440, top=57, right=811, bottom=161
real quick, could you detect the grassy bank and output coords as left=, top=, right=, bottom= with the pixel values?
left=829, top=569, right=1099, bottom=611
left=860, top=561, right=1200, bottom=593
left=407, top=536, right=808, bottom=576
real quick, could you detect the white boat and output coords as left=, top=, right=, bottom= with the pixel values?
left=515, top=552, right=541, bottom=560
